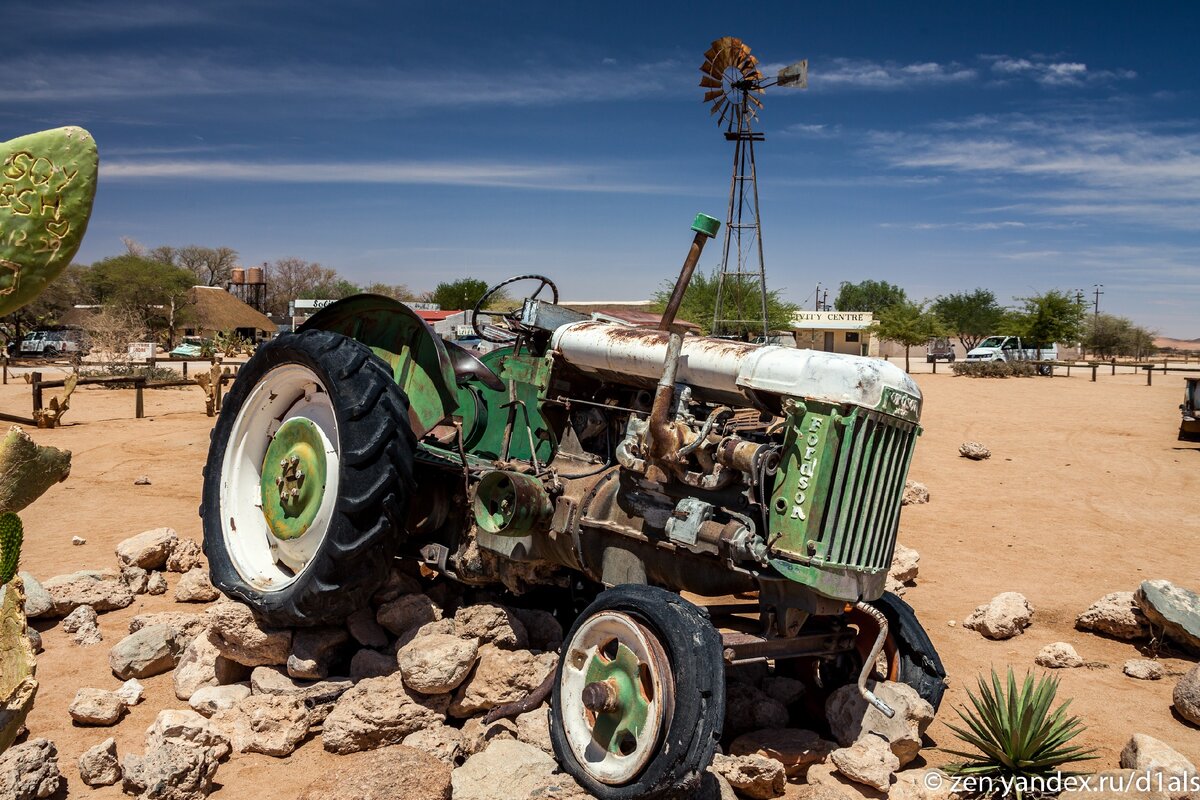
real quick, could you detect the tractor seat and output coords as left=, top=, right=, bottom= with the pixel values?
left=442, top=338, right=504, bottom=391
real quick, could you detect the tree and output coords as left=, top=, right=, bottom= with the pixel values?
left=362, top=282, right=415, bottom=301
left=1009, top=290, right=1086, bottom=350
left=650, top=269, right=800, bottom=337
left=431, top=278, right=497, bottom=312
left=875, top=300, right=944, bottom=372
left=85, top=255, right=195, bottom=345
left=834, top=280, right=907, bottom=313
left=932, top=289, right=1004, bottom=351
left=1083, top=314, right=1158, bottom=360
left=173, top=246, right=239, bottom=287
left=264, top=257, right=347, bottom=315
left=0, top=264, right=91, bottom=347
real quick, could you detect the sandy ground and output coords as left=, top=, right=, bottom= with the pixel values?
left=5, top=363, right=1199, bottom=797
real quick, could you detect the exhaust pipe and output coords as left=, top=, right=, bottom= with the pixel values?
left=854, top=601, right=897, bottom=718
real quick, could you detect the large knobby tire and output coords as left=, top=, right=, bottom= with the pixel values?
left=201, top=329, right=415, bottom=627
left=550, top=584, right=725, bottom=800
left=872, top=591, right=947, bottom=711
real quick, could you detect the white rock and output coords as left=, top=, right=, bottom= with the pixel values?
left=963, top=592, right=1034, bottom=639
left=1120, top=733, right=1196, bottom=786
left=514, top=706, right=553, bottom=755
left=189, top=684, right=252, bottom=717
left=1124, top=659, right=1165, bottom=680
left=18, top=572, right=52, bottom=618
left=120, top=741, right=218, bottom=800
left=206, top=600, right=292, bottom=666
left=1173, top=664, right=1200, bottom=726
left=78, top=737, right=121, bottom=786
left=210, top=694, right=310, bottom=757
left=831, top=734, right=900, bottom=793
left=71, top=535, right=86, bottom=546
left=402, top=724, right=465, bottom=766
left=69, top=688, right=126, bottom=726
left=710, top=752, right=787, bottom=799
left=115, top=527, right=177, bottom=570
left=889, top=543, right=920, bottom=585
left=453, top=603, right=529, bottom=649
left=1076, top=591, right=1151, bottom=640
left=322, top=673, right=450, bottom=754
left=145, top=709, right=232, bottom=762
left=451, top=738, right=588, bottom=800
left=115, top=678, right=145, bottom=706
left=110, top=623, right=181, bottom=679
left=166, top=537, right=205, bottom=573
left=1035, top=641, right=1084, bottom=668
left=825, top=680, right=934, bottom=767
left=959, top=441, right=991, bottom=460
left=174, top=569, right=219, bottom=603
left=0, top=738, right=62, bottom=799
left=397, top=632, right=479, bottom=695
left=146, top=571, right=168, bottom=595
left=42, top=570, right=134, bottom=615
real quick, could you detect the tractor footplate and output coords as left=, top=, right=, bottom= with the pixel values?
left=720, top=630, right=857, bottom=665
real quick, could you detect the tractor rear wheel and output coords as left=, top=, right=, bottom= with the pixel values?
left=202, top=329, right=415, bottom=627
left=550, top=584, right=725, bottom=800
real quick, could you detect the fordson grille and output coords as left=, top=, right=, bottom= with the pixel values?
left=813, top=408, right=919, bottom=572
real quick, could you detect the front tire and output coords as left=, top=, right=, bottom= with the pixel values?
left=550, top=585, right=725, bottom=800
left=201, top=329, right=415, bottom=627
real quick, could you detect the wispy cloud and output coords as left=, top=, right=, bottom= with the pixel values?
left=982, top=54, right=1136, bottom=87
left=879, top=220, right=1080, bottom=231
left=812, top=58, right=977, bottom=90
left=101, top=158, right=685, bottom=194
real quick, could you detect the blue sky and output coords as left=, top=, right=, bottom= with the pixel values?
left=4, top=0, right=1198, bottom=337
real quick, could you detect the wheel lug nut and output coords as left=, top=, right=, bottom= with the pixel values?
left=581, top=680, right=622, bottom=714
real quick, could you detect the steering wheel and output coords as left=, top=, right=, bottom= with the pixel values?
left=471, top=274, right=559, bottom=343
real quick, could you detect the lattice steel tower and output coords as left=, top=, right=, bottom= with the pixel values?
left=700, top=37, right=806, bottom=338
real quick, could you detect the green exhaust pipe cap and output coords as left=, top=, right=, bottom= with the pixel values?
left=691, top=213, right=721, bottom=239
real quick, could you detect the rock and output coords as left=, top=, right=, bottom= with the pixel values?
left=1120, top=734, right=1196, bottom=788
left=395, top=617, right=457, bottom=650
left=130, top=610, right=209, bottom=645
left=705, top=771, right=740, bottom=800
left=110, top=623, right=182, bottom=679
left=509, top=607, right=564, bottom=652
left=147, top=571, right=168, bottom=595
left=189, top=684, right=251, bottom=717
left=901, top=481, right=929, bottom=505
left=287, top=626, right=350, bottom=680
left=454, top=602, right=529, bottom=649
left=62, top=603, right=103, bottom=645
left=724, top=681, right=791, bottom=736
left=210, top=694, right=310, bottom=757
left=351, top=648, right=397, bottom=681
left=459, top=715, right=518, bottom=755
left=297, top=745, right=452, bottom=800
left=42, top=569, right=134, bottom=615
left=69, top=687, right=126, bottom=726
left=825, top=680, right=934, bottom=768
left=451, top=739, right=588, bottom=800
left=18, top=572, right=52, bottom=618
left=730, top=728, right=836, bottom=778
left=959, top=441, right=991, bottom=460
left=347, top=607, right=389, bottom=648
left=891, top=768, right=955, bottom=800
left=207, top=600, right=292, bottom=666
left=371, top=568, right=425, bottom=605
left=1057, top=768, right=1170, bottom=800
left=398, top=633, right=479, bottom=695
left=174, top=631, right=248, bottom=700
left=175, top=569, right=218, bottom=603
left=515, top=705, right=553, bottom=754
left=1036, top=641, right=1084, bottom=668
left=760, top=675, right=806, bottom=707
left=116, top=527, right=177, bottom=569
left=831, top=734, right=899, bottom=793
left=376, top=593, right=442, bottom=637
left=1136, top=580, right=1200, bottom=655
left=0, top=738, right=61, bottom=799
left=963, top=592, right=1034, bottom=639
left=166, top=537, right=204, bottom=573
left=114, top=679, right=146, bottom=708
left=403, top=724, right=466, bottom=766
left=121, top=741, right=219, bottom=800
left=145, top=709, right=232, bottom=762
left=250, top=666, right=353, bottom=709
left=1077, top=591, right=1152, bottom=640
left=711, top=753, right=787, bottom=799
left=27, top=627, right=42, bottom=653
left=322, top=672, right=450, bottom=754
left=79, top=737, right=121, bottom=786
left=889, top=543, right=920, bottom=585
left=72, top=535, right=86, bottom=545
left=1172, top=664, right=1200, bottom=725
left=122, top=565, right=150, bottom=594
left=449, top=645, right=557, bottom=717
left=1125, top=659, right=1166, bottom=681
left=134, top=475, right=152, bottom=485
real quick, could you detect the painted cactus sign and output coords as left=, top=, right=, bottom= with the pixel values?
left=0, top=127, right=99, bottom=316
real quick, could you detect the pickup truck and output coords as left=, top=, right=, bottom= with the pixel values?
left=18, top=329, right=85, bottom=357
left=966, top=335, right=1057, bottom=375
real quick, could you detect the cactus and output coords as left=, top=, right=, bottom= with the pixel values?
left=0, top=126, right=99, bottom=317
left=0, top=513, right=19, bottom=586
left=0, top=425, right=71, bottom=515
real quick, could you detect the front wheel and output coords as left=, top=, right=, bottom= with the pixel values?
left=201, top=329, right=415, bottom=627
left=550, top=585, right=725, bottom=800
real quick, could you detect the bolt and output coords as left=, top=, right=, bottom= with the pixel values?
left=581, top=680, right=622, bottom=714
left=290, top=455, right=299, bottom=467
left=275, top=475, right=284, bottom=486
left=279, top=491, right=287, bottom=503
left=279, top=458, right=288, bottom=470
left=289, top=488, right=299, bottom=499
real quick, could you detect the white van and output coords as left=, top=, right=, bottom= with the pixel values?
left=19, top=329, right=85, bottom=357
left=966, top=336, right=1057, bottom=374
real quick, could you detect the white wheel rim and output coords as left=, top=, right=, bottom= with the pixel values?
left=560, top=611, right=675, bottom=785
left=219, top=363, right=340, bottom=591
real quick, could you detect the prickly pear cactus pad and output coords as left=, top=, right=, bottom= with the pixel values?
left=0, top=513, right=19, bottom=586
left=0, top=126, right=99, bottom=316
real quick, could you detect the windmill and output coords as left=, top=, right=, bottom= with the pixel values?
left=701, top=37, right=806, bottom=338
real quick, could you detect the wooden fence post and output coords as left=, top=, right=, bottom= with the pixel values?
left=182, top=361, right=188, bottom=379
left=2, top=355, right=7, bottom=385
left=135, top=377, right=145, bottom=419
left=1146, top=367, right=1153, bottom=386
left=215, top=372, right=224, bottom=412
left=1091, top=364, right=1097, bottom=382
left=31, top=371, right=42, bottom=414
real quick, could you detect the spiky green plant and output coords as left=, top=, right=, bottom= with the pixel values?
left=0, top=512, right=22, bottom=585
left=943, top=667, right=1096, bottom=789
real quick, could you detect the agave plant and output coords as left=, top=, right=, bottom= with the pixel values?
left=943, top=667, right=1097, bottom=784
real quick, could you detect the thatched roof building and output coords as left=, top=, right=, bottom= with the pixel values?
left=183, top=286, right=276, bottom=339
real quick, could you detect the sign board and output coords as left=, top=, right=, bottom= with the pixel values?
left=791, top=311, right=874, bottom=331
left=127, top=342, right=156, bottom=361
left=454, top=325, right=476, bottom=338
left=291, top=299, right=441, bottom=313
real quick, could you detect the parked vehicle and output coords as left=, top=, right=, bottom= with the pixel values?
left=751, top=332, right=798, bottom=348
left=925, top=337, right=955, bottom=363
left=18, top=329, right=85, bottom=357
left=966, top=335, right=1057, bottom=375
left=202, top=216, right=945, bottom=799
left=1182, top=378, right=1200, bottom=442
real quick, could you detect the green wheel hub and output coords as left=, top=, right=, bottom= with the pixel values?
left=584, top=642, right=652, bottom=756
left=260, top=417, right=327, bottom=540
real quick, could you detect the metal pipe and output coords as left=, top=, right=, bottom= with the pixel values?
left=854, top=601, right=896, bottom=718
left=659, top=214, right=721, bottom=332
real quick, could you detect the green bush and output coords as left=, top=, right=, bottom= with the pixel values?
left=79, top=365, right=183, bottom=384
left=950, top=361, right=1037, bottom=378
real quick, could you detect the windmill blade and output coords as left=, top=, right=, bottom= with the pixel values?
left=703, top=88, right=725, bottom=103
left=700, top=60, right=723, bottom=79
left=777, top=59, right=808, bottom=88
left=704, top=44, right=720, bottom=62
left=748, top=94, right=764, bottom=109
left=700, top=76, right=723, bottom=89
left=710, top=97, right=727, bottom=116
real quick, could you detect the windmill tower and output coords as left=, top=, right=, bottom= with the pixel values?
left=701, top=37, right=806, bottom=338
